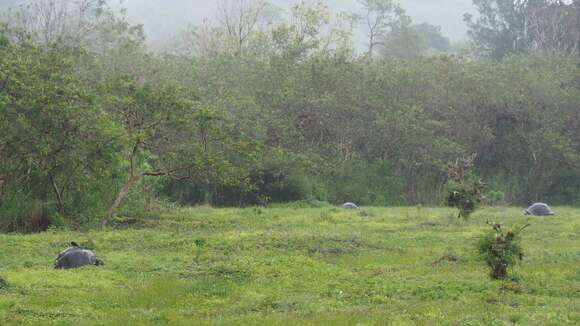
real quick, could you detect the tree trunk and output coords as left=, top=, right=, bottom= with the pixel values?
left=102, top=144, right=140, bottom=227
left=103, top=175, right=140, bottom=226
left=0, top=176, right=5, bottom=196
left=49, top=173, right=65, bottom=215
left=143, top=184, right=152, bottom=213
left=492, top=263, right=508, bottom=280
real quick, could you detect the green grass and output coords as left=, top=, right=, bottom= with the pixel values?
left=0, top=206, right=579, bottom=325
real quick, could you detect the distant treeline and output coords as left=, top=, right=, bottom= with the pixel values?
left=1, top=0, right=579, bottom=230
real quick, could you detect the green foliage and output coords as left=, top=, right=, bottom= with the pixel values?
left=0, top=191, right=44, bottom=232
left=2, top=1, right=580, bottom=227
left=249, top=152, right=328, bottom=204
left=381, top=24, right=427, bottom=60
left=47, top=212, right=66, bottom=229
left=357, top=0, right=408, bottom=56
left=486, top=190, right=505, bottom=206
left=162, top=149, right=325, bottom=207
left=444, top=180, right=481, bottom=218
left=4, top=0, right=144, bottom=49
left=444, top=155, right=485, bottom=218
left=325, top=160, right=403, bottom=206
left=165, top=13, right=580, bottom=208
left=478, top=223, right=528, bottom=280
left=0, top=275, right=9, bottom=290
left=0, top=27, right=124, bottom=228
left=251, top=165, right=310, bottom=203
left=465, top=0, right=580, bottom=58
left=413, top=22, right=451, bottom=52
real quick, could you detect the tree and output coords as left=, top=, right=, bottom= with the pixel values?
left=101, top=77, right=197, bottom=224
left=182, top=0, right=274, bottom=57
left=465, top=0, right=580, bottom=58
left=216, top=0, right=272, bottom=55
left=444, top=154, right=485, bottom=218
left=380, top=23, right=427, bottom=60
left=525, top=0, right=580, bottom=57
left=379, top=22, right=451, bottom=59
left=414, top=22, right=451, bottom=52
left=269, top=1, right=340, bottom=59
left=464, top=0, right=530, bottom=59
left=0, top=28, right=122, bottom=228
left=478, top=222, right=528, bottom=279
left=357, top=0, right=408, bottom=57
left=3, top=0, right=144, bottom=50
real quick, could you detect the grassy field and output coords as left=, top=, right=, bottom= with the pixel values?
left=0, top=206, right=578, bottom=325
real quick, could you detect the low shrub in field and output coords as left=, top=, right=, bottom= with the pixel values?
left=0, top=276, right=9, bottom=290
left=478, top=223, right=529, bottom=280
left=444, top=154, right=484, bottom=219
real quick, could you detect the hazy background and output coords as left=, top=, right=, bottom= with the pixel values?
left=119, top=0, right=475, bottom=47
left=0, top=0, right=475, bottom=47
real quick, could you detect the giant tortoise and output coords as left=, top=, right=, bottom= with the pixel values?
left=342, top=202, right=359, bottom=209
left=55, top=242, right=103, bottom=269
left=524, top=203, right=555, bottom=216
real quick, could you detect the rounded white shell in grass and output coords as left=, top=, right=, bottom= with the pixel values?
left=524, top=203, right=554, bottom=216
left=55, top=243, right=102, bottom=269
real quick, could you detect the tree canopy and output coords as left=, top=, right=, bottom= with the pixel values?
left=465, top=0, right=580, bottom=58
left=1, top=0, right=580, bottom=230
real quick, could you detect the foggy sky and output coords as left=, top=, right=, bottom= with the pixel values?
left=1, top=0, right=475, bottom=47
left=120, top=0, right=475, bottom=47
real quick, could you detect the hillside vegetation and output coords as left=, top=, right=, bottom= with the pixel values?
left=1, top=1, right=580, bottom=230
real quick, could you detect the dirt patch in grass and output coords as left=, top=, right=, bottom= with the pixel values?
left=432, top=251, right=461, bottom=267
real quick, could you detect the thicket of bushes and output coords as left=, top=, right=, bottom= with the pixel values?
left=1, top=1, right=579, bottom=230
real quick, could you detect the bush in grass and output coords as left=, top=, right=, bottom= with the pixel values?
left=478, top=223, right=528, bottom=280
left=444, top=154, right=484, bottom=218
left=0, top=276, right=9, bottom=290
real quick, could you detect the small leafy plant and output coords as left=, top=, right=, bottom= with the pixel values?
left=478, top=222, right=529, bottom=280
left=0, top=275, right=9, bottom=290
left=194, top=238, right=207, bottom=263
left=444, top=154, right=484, bottom=218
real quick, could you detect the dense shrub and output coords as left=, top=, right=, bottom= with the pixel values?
left=160, top=152, right=323, bottom=207
left=478, top=223, right=528, bottom=280
left=325, top=160, right=405, bottom=206
left=485, top=190, right=506, bottom=206
left=444, top=155, right=484, bottom=218
left=2, top=2, right=580, bottom=229
left=0, top=275, right=9, bottom=290
left=0, top=191, right=48, bottom=233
